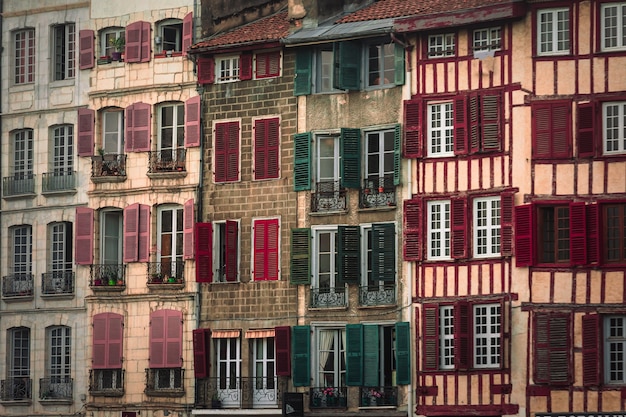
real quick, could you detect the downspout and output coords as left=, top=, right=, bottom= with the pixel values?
left=0, top=0, right=4, bottom=285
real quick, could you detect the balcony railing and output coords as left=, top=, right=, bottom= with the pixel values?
left=359, top=175, right=396, bottom=209
left=39, top=377, right=73, bottom=400
left=311, top=181, right=346, bottom=212
left=89, top=369, right=124, bottom=397
left=146, top=262, right=184, bottom=285
left=91, top=154, right=126, bottom=179
left=310, top=386, right=347, bottom=409
left=310, top=287, right=347, bottom=308
left=148, top=148, right=186, bottom=173
left=2, top=273, right=34, bottom=298
left=359, top=386, right=398, bottom=407
left=195, top=377, right=287, bottom=409
left=42, top=171, right=76, bottom=193
left=145, top=368, right=184, bottom=396
left=41, top=271, right=75, bottom=295
left=359, top=284, right=396, bottom=306
left=0, top=377, right=32, bottom=401
left=90, top=264, right=126, bottom=289
left=2, top=174, right=35, bottom=197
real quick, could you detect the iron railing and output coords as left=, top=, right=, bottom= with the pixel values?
left=310, top=286, right=347, bottom=308
left=309, top=386, right=348, bottom=409
left=2, top=273, right=34, bottom=298
left=359, top=284, right=396, bottom=306
left=39, top=377, right=73, bottom=400
left=42, top=171, right=76, bottom=193
left=195, top=376, right=287, bottom=409
left=359, top=175, right=396, bottom=209
left=89, top=369, right=124, bottom=396
left=359, top=386, right=398, bottom=407
left=2, top=174, right=35, bottom=197
left=311, top=181, right=346, bottom=212
left=145, top=368, right=184, bottom=396
left=91, top=154, right=126, bottom=178
left=0, top=377, right=32, bottom=401
left=90, top=264, right=126, bottom=287
left=146, top=262, right=185, bottom=285
left=148, top=148, right=186, bottom=173
left=41, top=271, right=75, bottom=295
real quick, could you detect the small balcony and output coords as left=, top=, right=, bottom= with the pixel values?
left=89, top=369, right=124, bottom=397
left=195, top=376, right=287, bottom=409
left=2, top=273, right=34, bottom=299
left=145, top=368, right=184, bottom=397
left=359, top=386, right=398, bottom=407
left=39, top=377, right=73, bottom=401
left=0, top=377, right=32, bottom=401
left=146, top=262, right=184, bottom=288
left=41, top=271, right=75, bottom=296
left=311, top=181, right=346, bottom=213
left=310, top=286, right=347, bottom=308
left=359, top=283, right=396, bottom=306
left=91, top=154, right=126, bottom=182
left=2, top=174, right=35, bottom=198
left=148, top=148, right=186, bottom=174
left=90, top=264, right=126, bottom=291
left=310, top=386, right=347, bottom=409
left=41, top=171, right=76, bottom=194
left=359, top=175, right=396, bottom=209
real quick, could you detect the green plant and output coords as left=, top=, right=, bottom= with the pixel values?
left=109, top=36, right=125, bottom=52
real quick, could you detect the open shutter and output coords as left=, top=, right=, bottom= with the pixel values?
left=185, top=95, right=201, bottom=147
left=404, top=99, right=423, bottom=158
left=253, top=219, right=279, bottom=281
left=79, top=29, right=94, bottom=70
left=125, top=21, right=142, bottom=63
left=124, top=104, right=135, bottom=152
left=138, top=204, right=150, bottom=262
left=197, top=57, right=215, bottom=84
left=500, top=191, right=515, bottom=256
left=468, top=94, right=480, bottom=153
left=150, top=310, right=166, bottom=368
left=372, top=223, right=395, bottom=281
left=404, top=198, right=422, bottom=261
left=363, top=325, right=380, bottom=387
left=293, top=132, right=311, bottom=191
left=451, top=197, right=467, bottom=259
left=582, top=314, right=600, bottom=386
left=453, top=95, right=468, bottom=155
left=393, top=124, right=401, bottom=185
left=481, top=92, right=501, bottom=151
left=577, top=102, right=596, bottom=158
left=334, top=41, right=361, bottom=91
left=532, top=102, right=552, bottom=158
left=77, top=108, right=95, bottom=156
left=454, top=301, right=471, bottom=370
left=92, top=313, right=108, bottom=368
left=183, top=199, right=195, bottom=260
left=290, top=228, right=311, bottom=284
left=239, top=53, right=253, bottom=80
left=395, top=322, right=411, bottom=385
left=140, top=21, right=151, bottom=62
left=514, top=204, right=534, bottom=267
left=165, top=310, right=183, bottom=367
left=569, top=202, right=587, bottom=265
left=107, top=313, right=123, bottom=368
left=534, top=312, right=570, bottom=385
left=345, top=324, right=364, bottom=386
left=586, top=204, right=599, bottom=265
left=294, top=48, right=312, bottom=96
left=292, top=325, right=310, bottom=387
left=275, top=326, right=291, bottom=376
left=75, top=207, right=94, bottom=265
left=193, top=328, right=210, bottom=378
left=340, top=128, right=361, bottom=189
left=123, top=203, right=139, bottom=263
left=182, top=12, right=193, bottom=56
left=131, top=102, right=151, bottom=152
left=423, top=304, right=439, bottom=371
left=393, top=42, right=405, bottom=86
left=225, top=220, right=238, bottom=282
left=337, top=226, right=360, bottom=284
left=195, top=223, right=213, bottom=283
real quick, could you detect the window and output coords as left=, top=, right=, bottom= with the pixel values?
left=604, top=203, right=626, bottom=263
left=315, top=46, right=339, bottom=93
left=316, top=328, right=345, bottom=387
left=473, top=197, right=501, bottom=258
left=101, top=209, right=123, bottom=266
left=473, top=27, right=502, bottom=52
left=216, top=337, right=241, bottom=407
left=604, top=316, right=626, bottom=383
left=12, top=129, right=34, bottom=179
left=427, top=102, right=454, bottom=157
left=532, top=101, right=571, bottom=159
left=194, top=220, right=239, bottom=283
left=157, top=19, right=183, bottom=54
left=46, top=222, right=73, bottom=293
left=537, top=205, right=570, bottom=264
left=253, top=218, right=279, bottom=281
left=313, top=228, right=339, bottom=291
left=157, top=206, right=184, bottom=280
left=254, top=117, right=280, bottom=180
left=14, top=29, right=35, bottom=84
left=92, top=313, right=124, bottom=392
left=213, top=120, right=240, bottom=182
left=46, top=326, right=71, bottom=398
left=52, top=23, right=76, bottom=81
left=158, top=103, right=185, bottom=165
left=216, top=56, right=240, bottom=83
left=601, top=2, right=626, bottom=51
left=537, top=8, right=570, bottom=55
left=101, top=109, right=124, bottom=154
left=316, top=133, right=341, bottom=186
left=11, top=225, right=33, bottom=294
left=364, top=128, right=396, bottom=192
left=149, top=310, right=183, bottom=391
left=533, top=312, right=570, bottom=384
left=51, top=125, right=74, bottom=174
left=427, top=200, right=451, bottom=260
left=255, top=51, right=281, bottom=79
left=474, top=304, right=502, bottom=368
left=428, top=33, right=455, bottom=57
left=252, top=337, right=276, bottom=406
left=101, top=27, right=124, bottom=58
left=603, top=101, right=626, bottom=155
left=366, top=41, right=395, bottom=87
left=7, top=327, right=31, bottom=400
left=360, top=224, right=397, bottom=305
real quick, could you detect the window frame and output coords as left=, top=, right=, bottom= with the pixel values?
left=12, top=129, right=34, bottom=178
left=473, top=303, right=502, bottom=369
left=156, top=205, right=184, bottom=279
left=600, top=2, right=626, bottom=52
left=365, top=39, right=396, bottom=88
left=315, top=327, right=346, bottom=387
left=315, top=46, right=340, bottom=93
left=13, top=28, right=35, bottom=84
left=47, top=326, right=72, bottom=383
left=11, top=225, right=33, bottom=276
left=216, top=55, right=240, bottom=83
left=604, top=315, right=626, bottom=384
left=100, top=208, right=123, bottom=266
left=602, top=101, right=626, bottom=155
left=213, top=119, right=241, bottom=183
left=427, top=33, right=456, bottom=58
left=48, top=221, right=73, bottom=274
left=212, top=220, right=240, bottom=283
left=536, top=7, right=571, bottom=56
left=427, top=101, right=454, bottom=157
left=426, top=200, right=451, bottom=260
left=101, top=108, right=125, bottom=155
left=51, top=124, right=74, bottom=174
left=215, top=336, right=241, bottom=407
left=51, top=23, right=76, bottom=81
left=312, top=226, right=339, bottom=290
left=603, top=203, right=626, bottom=264
left=157, top=102, right=185, bottom=161
left=473, top=196, right=501, bottom=258
left=156, top=18, right=183, bottom=55
left=472, top=27, right=502, bottom=52
left=9, top=327, right=31, bottom=378
left=100, top=27, right=125, bottom=59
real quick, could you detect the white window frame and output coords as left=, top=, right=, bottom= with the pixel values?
left=11, top=225, right=32, bottom=275
left=428, top=33, right=455, bottom=58
left=100, top=209, right=123, bottom=265
left=102, top=109, right=124, bottom=155
left=216, top=55, right=240, bottom=83
left=51, top=23, right=75, bottom=81
left=312, top=227, right=339, bottom=290
left=315, top=47, right=339, bottom=93
left=12, top=129, right=34, bottom=178
left=473, top=303, right=501, bottom=368
left=47, top=326, right=71, bottom=383
left=605, top=315, right=626, bottom=383
left=601, top=3, right=626, bottom=51
left=9, top=327, right=30, bottom=378
left=51, top=125, right=74, bottom=174
left=427, top=200, right=451, bottom=260
left=157, top=102, right=185, bottom=161
left=14, top=28, right=35, bottom=84
left=366, top=40, right=395, bottom=87
left=252, top=337, right=276, bottom=406
left=48, top=222, right=72, bottom=274
left=427, top=102, right=454, bottom=157
left=603, top=101, right=626, bottom=155
left=216, top=337, right=241, bottom=407
left=315, top=327, right=346, bottom=387
left=473, top=196, right=501, bottom=258
left=439, top=306, right=454, bottom=370
left=364, top=128, right=395, bottom=183
left=100, top=27, right=124, bottom=58
left=213, top=220, right=240, bottom=283
left=157, top=205, right=184, bottom=279
left=473, top=27, right=502, bottom=52
left=360, top=223, right=397, bottom=288
left=316, top=133, right=341, bottom=185
left=537, top=8, right=570, bottom=56
left=156, top=19, right=183, bottom=54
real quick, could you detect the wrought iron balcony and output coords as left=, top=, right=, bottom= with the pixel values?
left=2, top=174, right=35, bottom=197
left=42, top=171, right=76, bottom=193
left=146, top=262, right=185, bottom=286
left=310, top=286, right=347, bottom=308
left=89, top=369, right=124, bottom=396
left=0, top=377, right=32, bottom=401
left=359, top=175, right=396, bottom=209
left=41, top=271, right=75, bottom=295
left=310, top=386, right=347, bottom=409
left=359, top=283, right=396, bottom=306
left=148, top=148, right=186, bottom=173
left=2, top=273, right=34, bottom=298
left=195, top=376, right=286, bottom=409
left=90, top=264, right=126, bottom=289
left=311, top=181, right=346, bottom=212
left=359, top=386, right=398, bottom=407
left=91, top=154, right=126, bottom=179
left=39, top=377, right=73, bottom=400
left=145, top=368, right=184, bottom=396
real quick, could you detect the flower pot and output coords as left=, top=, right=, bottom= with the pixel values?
left=108, top=279, right=116, bottom=286
left=378, top=186, right=384, bottom=193
left=111, top=51, right=122, bottom=61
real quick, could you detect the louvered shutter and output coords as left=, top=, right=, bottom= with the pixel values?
left=226, top=122, right=240, bottom=181
left=395, top=322, right=411, bottom=385
left=257, top=51, right=281, bottom=78
left=139, top=21, right=151, bottom=62
left=393, top=124, right=401, bottom=185
left=337, top=226, right=360, bottom=284
left=422, top=304, right=439, bottom=371
left=290, top=228, right=311, bottom=284
left=131, top=102, right=151, bottom=152
left=193, top=328, right=210, bottom=378
left=404, top=198, right=422, bottom=261
left=451, top=197, right=467, bottom=259
left=197, top=57, right=215, bottom=84
left=185, top=95, right=201, bottom=147
left=532, top=102, right=572, bottom=159
left=138, top=204, right=150, bottom=262
left=577, top=102, right=596, bottom=158
left=182, top=12, right=193, bottom=56
left=334, top=41, right=361, bottom=91
left=534, top=312, right=571, bottom=385
left=150, top=310, right=166, bottom=367
left=585, top=204, right=599, bottom=264
left=75, top=207, right=94, bottom=265
left=214, top=121, right=239, bottom=182
left=363, top=325, right=380, bottom=387
left=294, top=49, right=312, bottom=96
left=255, top=118, right=280, bottom=180
left=275, top=326, right=291, bottom=376
left=569, top=202, right=587, bottom=265
left=453, top=95, right=468, bottom=155
left=514, top=204, right=534, bottom=266
left=403, top=99, right=423, bottom=158
left=340, top=128, right=361, bottom=189
left=123, top=203, right=139, bottom=262
left=195, top=222, right=213, bottom=283
left=92, top=313, right=108, bottom=368
left=240, top=53, right=253, bottom=80
left=532, top=103, right=552, bottom=158
left=394, top=43, right=405, bottom=86
left=125, top=21, right=142, bottom=63
left=225, top=220, right=238, bottom=282
left=183, top=199, right=194, bottom=260
left=253, top=219, right=279, bottom=281
left=292, top=325, right=310, bottom=386
left=77, top=108, right=95, bottom=156
left=372, top=223, right=395, bottom=281
left=454, top=301, right=471, bottom=370
left=293, top=132, right=311, bottom=191
left=551, top=102, right=571, bottom=158
left=79, top=29, right=94, bottom=70
left=468, top=94, right=480, bottom=153
left=165, top=310, right=183, bottom=367
left=214, top=122, right=227, bottom=182
left=124, top=104, right=135, bottom=151
left=107, top=313, right=124, bottom=368
left=500, top=191, right=515, bottom=256
left=345, top=324, right=364, bottom=386
left=481, top=92, right=501, bottom=151
left=581, top=314, right=600, bottom=386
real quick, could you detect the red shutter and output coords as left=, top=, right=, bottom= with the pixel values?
left=253, top=219, right=279, bottom=281
left=227, top=122, right=240, bottom=181
left=451, top=197, right=467, bottom=259
left=77, top=108, right=95, bottom=156
left=551, top=102, right=572, bottom=158
left=93, top=313, right=108, bottom=368
left=581, top=314, right=600, bottom=386
left=577, top=102, right=596, bottom=158
left=107, top=313, right=124, bottom=368
left=195, top=223, right=213, bottom=283
left=267, top=118, right=280, bottom=178
left=197, top=57, right=214, bottom=84
left=214, top=123, right=227, bottom=182
left=139, top=21, right=151, bottom=62
left=403, top=99, right=423, bottom=158
left=185, top=95, right=201, bottom=148
left=240, top=52, right=253, bottom=80
left=256, top=51, right=281, bottom=78
left=138, top=204, right=150, bottom=262
left=123, top=203, right=139, bottom=263
left=481, top=92, right=501, bottom=151
left=193, top=328, right=210, bottom=378
left=131, top=102, right=151, bottom=152
left=93, top=313, right=123, bottom=369
left=124, top=104, right=135, bottom=152
left=275, top=326, right=291, bottom=376
left=79, top=29, right=94, bottom=70
left=532, top=101, right=572, bottom=158
left=532, top=103, right=552, bottom=158
left=453, top=95, right=468, bottom=155
left=454, top=301, right=471, bottom=370
left=150, top=310, right=166, bottom=368
left=534, top=312, right=571, bottom=384
left=214, top=122, right=240, bottom=183
left=182, top=12, right=193, bottom=56
left=404, top=198, right=422, bottom=261
left=514, top=204, right=534, bottom=266
left=533, top=313, right=550, bottom=383
left=468, top=93, right=480, bottom=153
left=255, top=118, right=280, bottom=180
left=569, top=202, right=587, bottom=265
left=183, top=199, right=195, bottom=259
left=500, top=191, right=515, bottom=256
left=586, top=204, right=599, bottom=265
left=75, top=207, right=94, bottom=265
left=166, top=310, right=183, bottom=367
left=125, top=21, right=142, bottom=63
left=422, top=304, right=439, bottom=371
left=225, top=220, right=238, bottom=282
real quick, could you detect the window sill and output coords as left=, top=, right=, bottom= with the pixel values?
left=42, top=189, right=77, bottom=197
left=144, top=388, right=185, bottom=397
left=310, top=209, right=348, bottom=217
left=49, top=79, right=75, bottom=88
left=2, top=192, right=37, bottom=200
left=91, top=175, right=127, bottom=184
left=147, top=170, right=187, bottom=180
left=39, top=398, right=72, bottom=405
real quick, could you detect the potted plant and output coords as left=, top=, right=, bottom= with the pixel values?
left=109, top=37, right=125, bottom=61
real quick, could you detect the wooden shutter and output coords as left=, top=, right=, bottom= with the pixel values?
left=514, top=204, right=534, bottom=267
left=150, top=310, right=166, bottom=367
left=569, top=202, right=587, bottom=265
left=395, top=322, right=411, bottom=385
left=253, top=219, right=279, bottom=281
left=254, top=117, right=280, bottom=180
left=423, top=304, right=439, bottom=371
left=551, top=102, right=571, bottom=158
left=500, top=191, right=515, bottom=256
left=372, top=223, right=395, bottom=281
left=183, top=199, right=195, bottom=260
left=107, top=313, right=123, bottom=368
left=586, top=204, right=599, bottom=265
left=93, top=313, right=123, bottom=369
left=345, top=324, right=364, bottom=386
left=294, top=49, right=312, bottom=96
left=363, top=325, right=380, bottom=387
left=534, top=312, right=571, bottom=385
left=451, top=197, right=467, bottom=259
left=481, top=92, right=501, bottom=151
left=292, top=325, right=310, bottom=387
left=182, top=12, right=193, bottom=56
left=290, top=228, right=311, bottom=284
left=454, top=301, right=471, bottom=370
left=125, top=21, right=142, bottom=63
left=334, top=41, right=361, bottom=91
left=139, top=21, right=151, bottom=62
left=393, top=124, right=401, bottom=185
left=124, top=103, right=135, bottom=151
left=532, top=101, right=572, bottom=158
left=225, top=220, right=238, bottom=282
left=393, top=43, right=405, bottom=86
left=581, top=314, right=600, bottom=386
left=453, top=95, right=468, bottom=155
left=138, top=204, right=150, bottom=262
left=240, top=52, right=253, bottom=80
left=79, top=29, right=94, bottom=70
left=195, top=222, right=213, bottom=283
left=75, top=207, right=94, bottom=265
left=337, top=226, right=360, bottom=284
left=77, top=108, right=95, bottom=156
left=123, top=203, right=139, bottom=263
left=532, top=102, right=552, bottom=158
left=468, top=94, right=480, bottom=153
left=256, top=51, right=281, bottom=78
left=130, top=102, right=151, bottom=152
left=165, top=310, right=183, bottom=367
left=275, top=326, right=291, bottom=376
left=214, top=121, right=239, bottom=182
left=404, top=99, right=423, bottom=158
left=293, top=132, right=311, bottom=191
left=185, top=95, right=201, bottom=147
left=404, top=198, right=422, bottom=261
left=193, top=328, right=210, bottom=378
left=577, top=102, right=596, bottom=158
left=93, top=313, right=107, bottom=368
left=340, top=128, right=361, bottom=189
left=197, top=57, right=215, bottom=84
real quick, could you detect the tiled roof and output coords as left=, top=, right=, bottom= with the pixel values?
left=190, top=10, right=289, bottom=51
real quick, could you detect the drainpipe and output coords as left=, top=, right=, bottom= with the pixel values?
left=0, top=0, right=4, bottom=283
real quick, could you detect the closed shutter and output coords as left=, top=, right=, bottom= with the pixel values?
left=275, top=326, right=291, bottom=376
left=254, top=117, right=280, bottom=180
left=532, top=103, right=552, bottom=158
left=586, top=204, right=599, bottom=264
left=165, top=310, right=183, bottom=367
left=481, top=92, right=501, bottom=151
left=454, top=301, right=470, bottom=370
left=403, top=99, right=423, bottom=158
left=500, top=191, right=515, bottom=256
left=451, top=197, right=467, bottom=259
left=185, top=95, right=201, bottom=147
left=532, top=101, right=572, bottom=159
left=468, top=94, right=480, bottom=153
left=93, top=313, right=108, bottom=368
left=363, top=325, right=380, bottom=387
left=404, top=198, right=422, bottom=261
left=569, top=202, right=587, bottom=265
left=293, top=132, right=311, bottom=191
left=150, top=310, right=166, bottom=367
left=334, top=40, right=361, bottom=90
left=577, top=102, right=596, bottom=158
left=182, top=12, right=193, bottom=56
left=393, top=43, right=405, bottom=86
left=131, top=102, right=151, bottom=152
left=77, top=108, right=95, bottom=156
left=214, top=121, right=240, bottom=182
left=257, top=51, right=281, bottom=78
left=393, top=124, right=401, bottom=185
left=395, top=322, right=411, bottom=385
left=139, top=21, right=151, bottom=62
left=422, top=304, right=439, bottom=371
left=253, top=219, right=279, bottom=281
left=193, top=328, right=210, bottom=378
left=93, top=313, right=124, bottom=369
left=514, top=204, right=534, bottom=267
left=581, top=314, right=600, bottom=386
left=292, top=326, right=310, bottom=386
left=225, top=220, right=238, bottom=282
left=453, top=95, right=468, bottom=155
left=197, top=57, right=215, bottom=84
left=138, top=204, right=150, bottom=262
left=551, top=102, right=571, bottom=158
left=337, top=226, right=360, bottom=284
left=345, top=324, right=364, bottom=386
left=79, top=29, right=94, bottom=70
left=534, top=312, right=570, bottom=385
left=123, top=203, right=140, bottom=263
left=290, top=228, right=311, bottom=284
left=240, top=53, right=253, bottom=80
left=75, top=207, right=94, bottom=265
left=294, top=49, right=312, bottom=96
left=183, top=199, right=195, bottom=260
left=372, top=223, right=395, bottom=281
left=195, top=223, right=213, bottom=283
left=125, top=21, right=142, bottom=63
left=340, top=128, right=361, bottom=189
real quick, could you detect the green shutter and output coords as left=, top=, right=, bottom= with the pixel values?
left=294, top=48, right=312, bottom=96
left=393, top=124, right=401, bottom=185
left=345, top=324, right=363, bottom=386
left=372, top=223, right=396, bottom=282
left=395, top=322, right=411, bottom=385
left=334, top=41, right=361, bottom=90
left=337, top=226, right=360, bottom=284
left=394, top=43, right=405, bottom=86
left=290, top=228, right=311, bottom=284
left=292, top=325, right=311, bottom=386
left=340, top=128, right=361, bottom=189
left=293, top=132, right=311, bottom=191
left=363, top=325, right=380, bottom=387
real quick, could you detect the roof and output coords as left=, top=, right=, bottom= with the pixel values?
left=282, top=18, right=395, bottom=45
